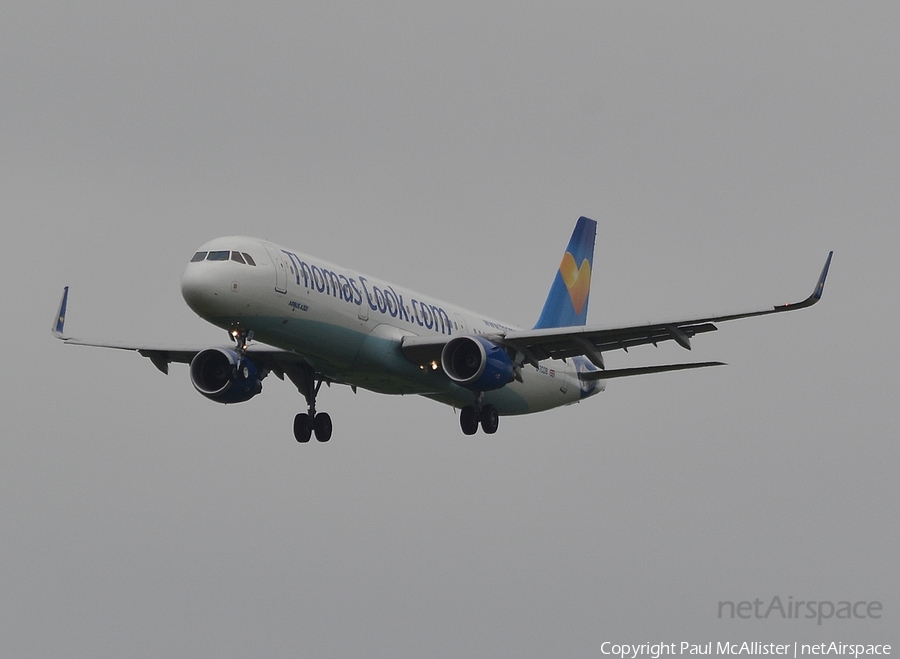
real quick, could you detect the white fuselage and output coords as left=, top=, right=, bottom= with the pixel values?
left=180, top=236, right=603, bottom=415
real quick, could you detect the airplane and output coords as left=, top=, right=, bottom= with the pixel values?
left=53, top=217, right=832, bottom=442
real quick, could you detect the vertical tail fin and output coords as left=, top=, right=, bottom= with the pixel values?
left=533, top=217, right=596, bottom=329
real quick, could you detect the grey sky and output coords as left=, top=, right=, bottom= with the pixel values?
left=2, top=3, right=897, bottom=657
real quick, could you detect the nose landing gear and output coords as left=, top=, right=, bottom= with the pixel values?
left=230, top=328, right=254, bottom=354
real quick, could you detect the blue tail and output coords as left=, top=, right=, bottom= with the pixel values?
left=533, top=217, right=597, bottom=329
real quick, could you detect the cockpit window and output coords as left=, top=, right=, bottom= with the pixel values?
left=194, top=249, right=256, bottom=265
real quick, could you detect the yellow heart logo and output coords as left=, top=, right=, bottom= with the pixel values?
left=559, top=251, right=591, bottom=315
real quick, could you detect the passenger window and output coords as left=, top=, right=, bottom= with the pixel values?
left=231, top=251, right=246, bottom=264
left=242, top=252, right=256, bottom=266
left=190, top=251, right=207, bottom=262
left=206, top=250, right=230, bottom=261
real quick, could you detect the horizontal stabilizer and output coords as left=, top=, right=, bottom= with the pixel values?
left=578, top=361, right=725, bottom=381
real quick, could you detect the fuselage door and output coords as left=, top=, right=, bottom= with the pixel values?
left=263, top=244, right=288, bottom=294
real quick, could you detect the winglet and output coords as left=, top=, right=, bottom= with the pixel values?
left=774, top=251, right=833, bottom=311
left=811, top=251, right=833, bottom=302
left=52, top=286, right=69, bottom=338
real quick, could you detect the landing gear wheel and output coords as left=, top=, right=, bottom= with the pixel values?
left=313, top=412, right=333, bottom=442
left=293, top=413, right=313, bottom=443
left=480, top=404, right=499, bottom=434
left=460, top=405, right=479, bottom=435
left=291, top=365, right=335, bottom=443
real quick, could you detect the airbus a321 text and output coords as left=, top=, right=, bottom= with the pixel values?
left=53, top=217, right=832, bottom=442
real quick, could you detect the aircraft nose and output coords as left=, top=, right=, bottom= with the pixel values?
left=181, top=262, right=228, bottom=318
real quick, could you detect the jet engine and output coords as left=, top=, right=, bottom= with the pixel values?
left=190, top=347, right=263, bottom=404
left=440, top=336, right=515, bottom=391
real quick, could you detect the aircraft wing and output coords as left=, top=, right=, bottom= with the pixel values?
left=502, top=251, right=831, bottom=368
left=51, top=286, right=311, bottom=376
left=402, top=251, right=832, bottom=370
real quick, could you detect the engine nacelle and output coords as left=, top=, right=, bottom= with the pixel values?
left=440, top=336, right=515, bottom=391
left=190, top=348, right=263, bottom=404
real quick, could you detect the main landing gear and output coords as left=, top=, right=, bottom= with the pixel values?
left=229, top=329, right=333, bottom=444
left=459, top=393, right=499, bottom=435
left=290, top=364, right=333, bottom=443
left=293, top=410, right=332, bottom=444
